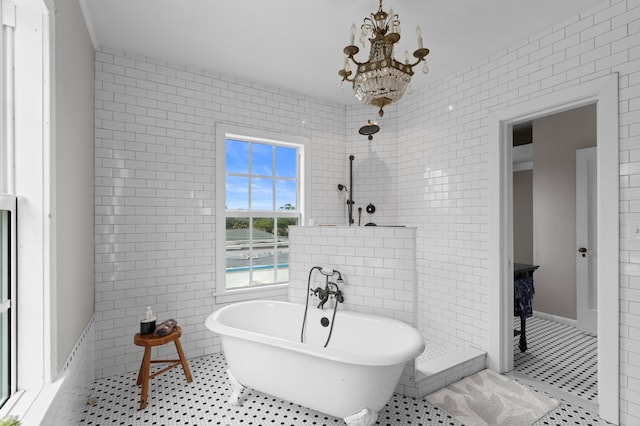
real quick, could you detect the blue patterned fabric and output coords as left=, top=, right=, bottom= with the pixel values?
left=514, top=276, right=535, bottom=319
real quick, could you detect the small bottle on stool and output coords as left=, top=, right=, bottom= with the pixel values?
left=140, top=306, right=156, bottom=335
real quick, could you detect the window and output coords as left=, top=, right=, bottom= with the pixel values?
left=0, top=196, right=15, bottom=409
left=0, top=1, right=17, bottom=409
left=216, top=125, right=308, bottom=299
left=0, top=0, right=54, bottom=415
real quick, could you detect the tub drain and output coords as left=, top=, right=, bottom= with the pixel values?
left=320, top=317, right=330, bottom=327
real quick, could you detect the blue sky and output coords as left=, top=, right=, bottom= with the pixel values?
left=225, top=139, right=297, bottom=210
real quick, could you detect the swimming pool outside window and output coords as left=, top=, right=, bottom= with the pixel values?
left=216, top=125, right=308, bottom=300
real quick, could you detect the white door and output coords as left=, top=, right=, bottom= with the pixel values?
left=576, top=147, right=597, bottom=335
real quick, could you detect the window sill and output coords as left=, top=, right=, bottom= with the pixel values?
left=0, top=391, right=29, bottom=421
left=0, top=373, right=64, bottom=424
left=213, top=284, right=289, bottom=304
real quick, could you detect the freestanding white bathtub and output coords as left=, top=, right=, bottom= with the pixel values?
left=205, top=300, right=425, bottom=426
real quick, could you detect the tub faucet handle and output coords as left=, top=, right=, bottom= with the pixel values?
left=317, top=292, right=330, bottom=309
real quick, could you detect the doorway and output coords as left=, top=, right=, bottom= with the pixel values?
left=510, top=106, right=599, bottom=411
left=487, top=74, right=619, bottom=424
left=576, top=146, right=598, bottom=335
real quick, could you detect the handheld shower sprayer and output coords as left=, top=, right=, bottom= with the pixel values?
left=337, top=183, right=354, bottom=226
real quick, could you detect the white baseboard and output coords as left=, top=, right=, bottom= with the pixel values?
left=2, top=316, right=95, bottom=425
left=37, top=316, right=95, bottom=426
left=532, top=310, right=577, bottom=328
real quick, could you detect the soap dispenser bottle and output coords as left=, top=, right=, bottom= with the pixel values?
left=140, top=306, right=156, bottom=335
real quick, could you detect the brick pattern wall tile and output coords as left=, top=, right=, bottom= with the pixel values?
left=94, top=48, right=347, bottom=379
left=387, top=1, right=639, bottom=422
left=93, top=1, right=640, bottom=422
left=288, top=226, right=416, bottom=324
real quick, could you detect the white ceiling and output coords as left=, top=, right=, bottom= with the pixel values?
left=82, top=0, right=603, bottom=106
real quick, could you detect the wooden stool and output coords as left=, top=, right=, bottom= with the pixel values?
left=134, top=326, right=193, bottom=409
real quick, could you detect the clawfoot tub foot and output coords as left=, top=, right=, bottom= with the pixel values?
left=227, top=369, right=245, bottom=406
left=344, top=408, right=378, bottom=426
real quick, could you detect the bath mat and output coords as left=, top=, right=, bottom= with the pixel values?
left=426, top=369, right=559, bottom=426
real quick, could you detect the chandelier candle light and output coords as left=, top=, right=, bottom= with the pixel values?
left=339, top=0, right=430, bottom=117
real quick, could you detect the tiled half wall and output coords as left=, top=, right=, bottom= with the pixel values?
left=289, top=225, right=424, bottom=397
left=288, top=225, right=417, bottom=325
left=287, top=225, right=486, bottom=398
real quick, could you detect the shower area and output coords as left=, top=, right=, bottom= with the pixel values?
left=285, top=115, right=487, bottom=397
left=288, top=223, right=486, bottom=398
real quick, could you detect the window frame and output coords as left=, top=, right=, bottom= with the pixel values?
left=0, top=0, right=55, bottom=419
left=215, top=124, right=310, bottom=303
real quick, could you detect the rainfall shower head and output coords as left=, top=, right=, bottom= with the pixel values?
left=359, top=120, right=380, bottom=140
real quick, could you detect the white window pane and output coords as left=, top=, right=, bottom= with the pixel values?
left=225, top=217, right=251, bottom=289
left=275, top=217, right=296, bottom=282
left=0, top=211, right=7, bottom=304
left=276, top=180, right=297, bottom=211
left=251, top=178, right=273, bottom=210
left=252, top=217, right=276, bottom=285
left=275, top=146, right=297, bottom=178
left=251, top=143, right=273, bottom=176
left=225, top=139, right=248, bottom=174
left=226, top=176, right=248, bottom=210
left=0, top=312, right=7, bottom=406
left=0, top=210, right=10, bottom=407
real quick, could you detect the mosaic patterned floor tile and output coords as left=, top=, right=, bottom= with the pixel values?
left=514, top=316, right=598, bottom=403
left=80, top=350, right=607, bottom=425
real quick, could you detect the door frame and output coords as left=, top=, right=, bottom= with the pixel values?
left=488, top=74, right=619, bottom=424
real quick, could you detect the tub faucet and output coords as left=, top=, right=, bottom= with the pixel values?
left=314, top=280, right=344, bottom=309
left=308, top=267, right=345, bottom=309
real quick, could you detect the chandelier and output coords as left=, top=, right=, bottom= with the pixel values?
left=338, top=0, right=429, bottom=117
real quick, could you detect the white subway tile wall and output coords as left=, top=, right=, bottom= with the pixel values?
left=94, top=47, right=348, bottom=379
left=93, top=0, right=640, bottom=423
left=389, top=0, right=639, bottom=423
left=342, top=107, right=400, bottom=228
left=288, top=226, right=416, bottom=324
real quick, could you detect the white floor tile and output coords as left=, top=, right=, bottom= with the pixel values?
left=80, top=351, right=608, bottom=425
